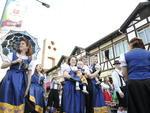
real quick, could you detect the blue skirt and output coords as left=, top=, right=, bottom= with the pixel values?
left=29, top=83, right=45, bottom=113
left=0, top=69, right=26, bottom=113
left=80, top=90, right=86, bottom=113
left=75, top=90, right=85, bottom=113
left=62, top=80, right=75, bottom=113
left=91, top=79, right=105, bottom=107
left=62, top=80, right=85, bottom=113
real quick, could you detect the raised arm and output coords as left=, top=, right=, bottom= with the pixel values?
left=1, top=58, right=22, bottom=69
left=88, top=64, right=101, bottom=79
left=89, top=69, right=101, bottom=79
left=1, top=52, right=22, bottom=69
left=53, top=75, right=64, bottom=79
left=1, top=61, right=11, bottom=69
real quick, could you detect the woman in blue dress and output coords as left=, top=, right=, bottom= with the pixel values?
left=86, top=61, right=107, bottom=113
left=61, top=56, right=85, bottom=113
left=27, top=64, right=45, bottom=113
left=120, top=38, right=150, bottom=113
left=0, top=38, right=33, bottom=113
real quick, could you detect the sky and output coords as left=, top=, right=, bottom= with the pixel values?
left=0, top=0, right=145, bottom=80
left=22, top=0, right=144, bottom=59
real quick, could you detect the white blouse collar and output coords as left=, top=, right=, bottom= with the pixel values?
left=16, top=53, right=28, bottom=59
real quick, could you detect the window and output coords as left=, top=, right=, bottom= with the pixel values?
left=114, top=40, right=128, bottom=57
left=138, top=27, right=150, bottom=44
left=128, top=32, right=136, bottom=41
left=108, top=47, right=113, bottom=60
left=127, top=26, right=134, bottom=33
left=100, top=46, right=114, bottom=62
left=123, top=40, right=128, bottom=53
left=100, top=50, right=105, bottom=63
left=148, top=17, right=150, bottom=22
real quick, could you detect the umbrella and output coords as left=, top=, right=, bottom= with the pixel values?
left=0, top=30, right=40, bottom=61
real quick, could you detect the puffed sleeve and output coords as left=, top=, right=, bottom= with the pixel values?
left=60, top=63, right=70, bottom=75
left=6, top=52, right=13, bottom=62
left=120, top=54, right=127, bottom=67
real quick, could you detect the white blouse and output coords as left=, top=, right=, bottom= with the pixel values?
left=60, top=63, right=70, bottom=75
left=7, top=52, right=34, bottom=70
left=111, top=69, right=126, bottom=94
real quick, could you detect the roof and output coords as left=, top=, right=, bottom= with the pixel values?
left=85, top=29, right=121, bottom=52
left=70, top=46, right=85, bottom=56
left=85, top=1, right=150, bottom=52
left=57, top=55, right=68, bottom=67
left=45, top=65, right=58, bottom=74
left=120, top=1, right=150, bottom=32
left=46, top=1, right=150, bottom=74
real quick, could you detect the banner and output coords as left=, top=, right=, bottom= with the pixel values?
left=0, top=0, right=27, bottom=32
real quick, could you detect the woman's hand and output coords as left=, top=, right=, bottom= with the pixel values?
left=11, top=58, right=23, bottom=65
left=63, top=71, right=71, bottom=79
left=119, top=91, right=124, bottom=98
left=14, top=58, right=23, bottom=64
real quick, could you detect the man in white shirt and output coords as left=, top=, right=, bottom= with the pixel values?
left=47, top=77, right=60, bottom=112
left=111, top=60, right=127, bottom=113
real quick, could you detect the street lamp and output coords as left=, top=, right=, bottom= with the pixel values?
left=35, top=0, right=50, bottom=8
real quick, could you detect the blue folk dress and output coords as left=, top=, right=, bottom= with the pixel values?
left=61, top=65, right=85, bottom=113
left=0, top=52, right=31, bottom=113
left=29, top=74, right=45, bottom=113
left=89, top=64, right=107, bottom=113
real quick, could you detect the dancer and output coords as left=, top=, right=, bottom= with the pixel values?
left=120, top=38, right=150, bottom=113
left=25, top=64, right=45, bottom=113
left=112, top=60, right=127, bottom=113
left=47, top=76, right=61, bottom=113
left=61, top=56, right=85, bottom=113
left=0, top=38, right=33, bottom=113
left=87, top=61, right=107, bottom=113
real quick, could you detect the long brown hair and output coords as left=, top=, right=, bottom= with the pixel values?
left=34, top=64, right=44, bottom=74
left=129, top=37, right=145, bottom=49
left=18, top=38, right=32, bottom=57
left=67, top=56, right=77, bottom=66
